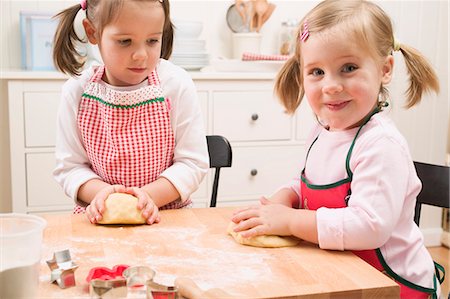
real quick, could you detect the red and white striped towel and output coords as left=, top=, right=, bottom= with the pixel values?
left=242, top=52, right=291, bottom=61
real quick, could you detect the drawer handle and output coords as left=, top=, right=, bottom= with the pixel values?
left=250, top=169, right=258, bottom=176
left=251, top=113, right=259, bottom=121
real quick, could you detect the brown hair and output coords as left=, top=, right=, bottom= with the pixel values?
left=53, top=0, right=173, bottom=76
left=275, top=0, right=439, bottom=114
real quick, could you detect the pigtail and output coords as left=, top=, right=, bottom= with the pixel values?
left=397, top=43, right=440, bottom=108
left=274, top=56, right=303, bottom=114
left=53, top=4, right=86, bottom=76
left=160, top=0, right=174, bottom=60
left=161, top=19, right=174, bottom=59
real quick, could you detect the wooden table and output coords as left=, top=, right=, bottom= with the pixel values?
left=38, top=207, right=399, bottom=298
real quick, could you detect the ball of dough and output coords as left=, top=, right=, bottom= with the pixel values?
left=97, top=193, right=146, bottom=225
left=227, top=222, right=300, bottom=248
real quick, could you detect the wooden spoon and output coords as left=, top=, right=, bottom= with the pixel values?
left=234, top=0, right=247, bottom=26
left=253, top=0, right=268, bottom=32
left=260, top=3, right=276, bottom=29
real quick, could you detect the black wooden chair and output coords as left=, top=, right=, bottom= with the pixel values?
left=206, top=135, right=232, bottom=207
left=413, top=161, right=450, bottom=225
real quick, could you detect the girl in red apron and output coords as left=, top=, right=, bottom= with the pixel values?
left=231, top=1, right=444, bottom=298
left=299, top=108, right=444, bottom=298
left=76, top=66, right=189, bottom=213
left=53, top=0, right=209, bottom=224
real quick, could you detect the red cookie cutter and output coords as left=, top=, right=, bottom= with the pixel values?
left=86, top=264, right=130, bottom=282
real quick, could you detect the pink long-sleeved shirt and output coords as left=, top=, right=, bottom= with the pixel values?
left=283, top=111, right=439, bottom=294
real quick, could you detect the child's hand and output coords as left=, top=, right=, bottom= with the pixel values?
left=86, top=184, right=127, bottom=224
left=123, top=187, right=160, bottom=225
left=231, top=197, right=295, bottom=239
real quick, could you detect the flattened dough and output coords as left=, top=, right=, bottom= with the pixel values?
left=97, top=193, right=146, bottom=225
left=227, top=222, right=300, bottom=248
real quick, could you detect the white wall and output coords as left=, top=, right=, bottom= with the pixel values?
left=0, top=1, right=449, bottom=244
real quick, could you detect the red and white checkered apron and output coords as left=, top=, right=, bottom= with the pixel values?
left=74, top=66, right=191, bottom=213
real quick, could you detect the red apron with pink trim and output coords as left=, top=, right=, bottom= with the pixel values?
left=75, top=66, right=190, bottom=213
left=300, top=109, right=438, bottom=299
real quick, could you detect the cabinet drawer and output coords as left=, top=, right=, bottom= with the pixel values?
left=24, top=91, right=60, bottom=147
left=26, top=152, right=70, bottom=207
left=212, top=91, right=292, bottom=142
left=218, top=145, right=305, bottom=200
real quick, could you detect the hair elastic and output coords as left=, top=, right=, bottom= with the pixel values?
left=393, top=38, right=401, bottom=52
left=300, top=21, right=309, bottom=42
left=80, top=0, right=87, bottom=10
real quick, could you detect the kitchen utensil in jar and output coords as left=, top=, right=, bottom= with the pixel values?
left=248, top=0, right=276, bottom=32
left=226, top=3, right=250, bottom=33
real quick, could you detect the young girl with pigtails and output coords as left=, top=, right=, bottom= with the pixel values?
left=231, top=1, right=444, bottom=298
left=52, top=0, right=209, bottom=224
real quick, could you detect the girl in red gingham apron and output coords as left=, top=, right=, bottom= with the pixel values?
left=53, top=0, right=208, bottom=225
left=74, top=65, right=190, bottom=214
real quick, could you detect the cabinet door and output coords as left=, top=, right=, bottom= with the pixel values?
left=24, top=91, right=60, bottom=147
left=217, top=145, right=305, bottom=201
left=197, top=90, right=208, bottom=129
left=26, top=152, right=72, bottom=210
left=212, top=91, right=292, bottom=142
left=8, top=80, right=66, bottom=213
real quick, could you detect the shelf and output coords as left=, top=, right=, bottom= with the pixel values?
left=0, top=68, right=276, bottom=80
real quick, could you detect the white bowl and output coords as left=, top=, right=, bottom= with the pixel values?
left=173, top=20, right=203, bottom=39
left=173, top=39, right=206, bottom=53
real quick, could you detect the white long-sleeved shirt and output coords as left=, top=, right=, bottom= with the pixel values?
left=282, top=111, right=439, bottom=293
left=53, top=59, right=209, bottom=204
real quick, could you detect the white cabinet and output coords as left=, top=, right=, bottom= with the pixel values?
left=7, top=73, right=312, bottom=213
left=196, top=79, right=307, bottom=207
left=8, top=80, right=70, bottom=213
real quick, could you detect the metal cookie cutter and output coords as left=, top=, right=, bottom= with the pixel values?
left=147, top=281, right=178, bottom=299
left=46, top=249, right=79, bottom=288
left=90, top=279, right=127, bottom=299
left=88, top=265, right=179, bottom=299
left=123, top=266, right=180, bottom=299
left=123, top=266, right=156, bottom=298
left=87, top=264, right=129, bottom=298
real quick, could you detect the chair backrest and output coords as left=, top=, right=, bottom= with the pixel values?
left=206, top=135, right=232, bottom=207
left=413, top=161, right=450, bottom=225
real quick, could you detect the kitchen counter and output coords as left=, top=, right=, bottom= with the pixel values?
left=38, top=207, right=399, bottom=298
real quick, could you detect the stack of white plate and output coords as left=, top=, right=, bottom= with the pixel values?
left=171, top=20, right=209, bottom=71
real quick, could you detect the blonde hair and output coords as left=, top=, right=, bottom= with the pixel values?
left=53, top=0, right=174, bottom=76
left=275, top=0, right=439, bottom=114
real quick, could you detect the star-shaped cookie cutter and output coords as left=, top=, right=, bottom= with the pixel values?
left=46, top=249, right=79, bottom=288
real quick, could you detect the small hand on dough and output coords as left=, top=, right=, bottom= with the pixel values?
left=227, top=222, right=300, bottom=248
